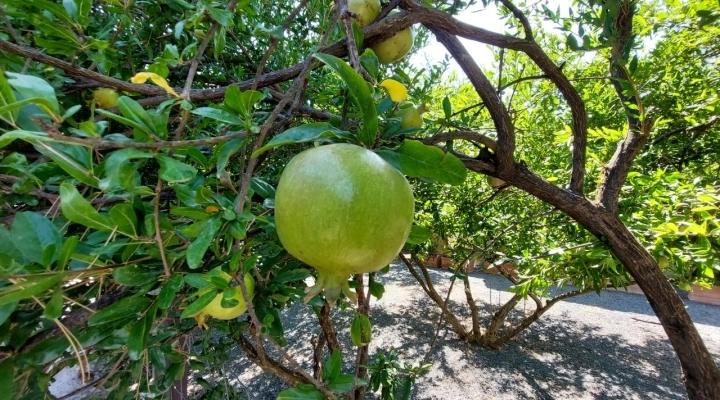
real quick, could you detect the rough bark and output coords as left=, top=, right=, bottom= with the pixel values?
left=461, top=159, right=720, bottom=399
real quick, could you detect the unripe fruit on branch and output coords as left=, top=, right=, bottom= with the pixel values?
left=347, top=0, right=381, bottom=28
left=195, top=272, right=255, bottom=329
left=487, top=176, right=506, bottom=188
left=397, top=103, right=427, bottom=129
left=275, top=144, right=414, bottom=306
left=92, top=88, right=119, bottom=109
left=370, top=11, right=414, bottom=64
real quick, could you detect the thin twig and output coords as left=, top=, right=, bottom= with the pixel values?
left=153, top=179, right=172, bottom=279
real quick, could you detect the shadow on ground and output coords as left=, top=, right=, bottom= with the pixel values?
left=203, top=260, right=720, bottom=399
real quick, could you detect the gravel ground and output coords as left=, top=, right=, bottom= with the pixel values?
left=201, top=260, right=720, bottom=400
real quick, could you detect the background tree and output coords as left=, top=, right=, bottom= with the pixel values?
left=0, top=0, right=718, bottom=399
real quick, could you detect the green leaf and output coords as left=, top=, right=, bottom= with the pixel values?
left=276, top=384, right=324, bottom=400
left=60, top=182, right=118, bottom=232
left=43, top=285, right=64, bottom=319
left=0, top=274, right=64, bottom=306
left=35, top=142, right=99, bottom=187
left=112, top=265, right=161, bottom=287
left=5, top=72, right=59, bottom=114
left=0, top=71, right=18, bottom=126
left=102, top=96, right=157, bottom=141
left=127, top=304, right=156, bottom=360
left=322, top=349, right=341, bottom=383
left=100, top=148, right=154, bottom=192
left=442, top=96, right=452, bottom=120
left=327, top=374, right=367, bottom=393
left=0, top=358, right=14, bottom=400
left=56, top=236, right=78, bottom=271
left=0, top=130, right=54, bottom=150
left=0, top=302, right=18, bottom=325
left=157, top=274, right=184, bottom=310
left=375, top=140, right=467, bottom=185
left=368, top=274, right=384, bottom=300
left=215, top=138, right=248, bottom=174
left=191, top=107, right=244, bottom=125
left=157, top=154, right=198, bottom=183
left=251, top=122, right=350, bottom=158
left=406, top=225, right=433, bottom=245
left=186, top=216, right=223, bottom=269
left=208, top=7, right=232, bottom=26
left=88, top=296, right=152, bottom=326
left=110, top=203, right=139, bottom=237
left=313, top=53, right=377, bottom=147
left=250, top=177, right=275, bottom=199
left=238, top=89, right=264, bottom=119
left=11, top=212, right=62, bottom=268
left=350, top=314, right=372, bottom=346
left=179, top=290, right=217, bottom=319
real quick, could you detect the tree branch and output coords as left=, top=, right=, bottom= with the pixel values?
left=428, top=28, right=516, bottom=172
left=422, top=130, right=497, bottom=151
left=650, top=116, right=720, bottom=145
left=596, top=1, right=650, bottom=215
left=498, top=0, right=534, bottom=40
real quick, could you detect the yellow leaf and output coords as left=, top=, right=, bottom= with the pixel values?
left=379, top=79, right=408, bottom=103
left=131, top=72, right=180, bottom=98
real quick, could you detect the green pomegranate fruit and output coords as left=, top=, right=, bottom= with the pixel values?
left=195, top=272, right=255, bottom=329
left=487, top=176, right=506, bottom=188
left=92, top=88, right=119, bottom=109
left=370, top=12, right=414, bottom=64
left=347, top=0, right=381, bottom=28
left=275, top=143, right=414, bottom=306
left=397, top=103, right=426, bottom=129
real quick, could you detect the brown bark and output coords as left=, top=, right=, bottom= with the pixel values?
left=461, top=159, right=720, bottom=399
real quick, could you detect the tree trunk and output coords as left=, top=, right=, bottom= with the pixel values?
left=484, top=164, right=720, bottom=399
left=598, top=215, right=720, bottom=400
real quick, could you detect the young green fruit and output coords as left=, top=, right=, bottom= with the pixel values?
left=92, top=88, right=119, bottom=109
left=275, top=143, right=414, bottom=306
left=195, top=272, right=255, bottom=329
left=347, top=0, right=381, bottom=28
left=397, top=104, right=426, bottom=129
left=487, top=176, right=506, bottom=188
left=370, top=12, right=414, bottom=64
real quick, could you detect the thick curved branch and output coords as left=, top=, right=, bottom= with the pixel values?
left=428, top=29, right=515, bottom=171
left=0, top=39, right=165, bottom=96
left=422, top=130, right=497, bottom=151
left=498, top=0, right=534, bottom=40
left=596, top=1, right=649, bottom=215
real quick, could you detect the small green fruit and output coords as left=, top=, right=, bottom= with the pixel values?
left=275, top=144, right=414, bottom=306
left=347, top=0, right=381, bottom=28
left=370, top=12, right=414, bottom=64
left=487, top=176, right=506, bottom=188
left=397, top=104, right=424, bottom=129
left=658, top=256, right=669, bottom=269
left=92, top=88, right=119, bottom=109
left=195, top=272, right=255, bottom=328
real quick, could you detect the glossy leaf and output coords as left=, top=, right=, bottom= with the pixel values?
left=186, top=216, right=223, bottom=269
left=157, top=154, right=198, bottom=183
left=276, top=384, right=324, bottom=400
left=179, top=290, right=217, bottom=319
left=87, top=296, right=152, bottom=326
left=0, top=274, right=64, bottom=306
left=313, top=53, right=377, bottom=147
left=191, top=107, right=244, bottom=125
left=375, top=140, right=467, bottom=185
left=251, top=122, right=350, bottom=158
left=60, top=182, right=117, bottom=232
left=11, top=212, right=62, bottom=268
left=350, top=314, right=372, bottom=346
